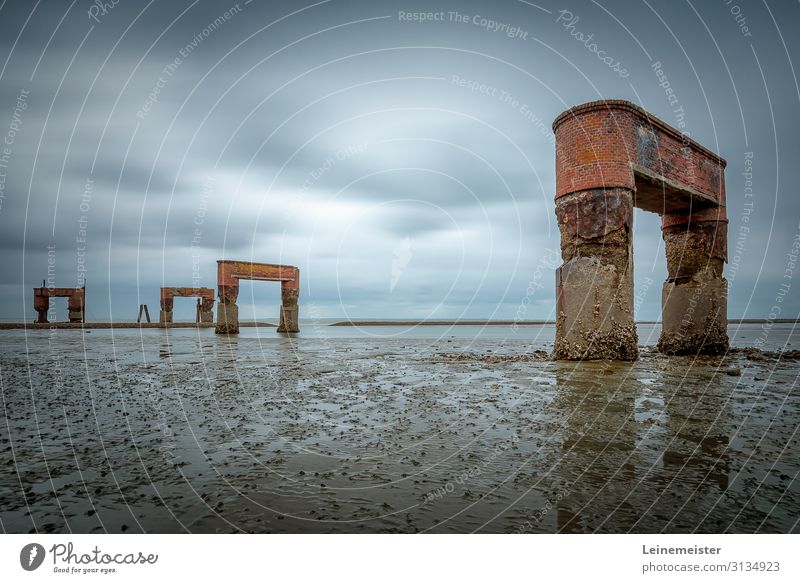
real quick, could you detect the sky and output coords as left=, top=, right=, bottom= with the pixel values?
left=0, top=0, right=797, bottom=322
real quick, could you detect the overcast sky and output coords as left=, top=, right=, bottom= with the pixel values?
left=0, top=0, right=797, bottom=322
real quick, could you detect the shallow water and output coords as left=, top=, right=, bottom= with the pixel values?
left=0, top=324, right=798, bottom=533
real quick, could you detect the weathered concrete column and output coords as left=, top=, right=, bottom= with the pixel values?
left=34, top=291, right=49, bottom=323
left=159, top=297, right=173, bottom=324
left=67, top=291, right=84, bottom=323
left=216, top=285, right=239, bottom=334
left=554, top=188, right=638, bottom=360
left=277, top=285, right=299, bottom=333
left=658, top=210, right=729, bottom=355
left=198, top=298, right=214, bottom=323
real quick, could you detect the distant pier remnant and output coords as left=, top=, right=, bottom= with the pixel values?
left=215, top=261, right=300, bottom=334
left=33, top=285, right=85, bottom=323
left=553, top=100, right=728, bottom=360
left=159, top=287, right=215, bottom=324
left=137, top=304, right=151, bottom=323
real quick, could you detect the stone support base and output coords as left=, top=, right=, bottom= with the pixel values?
left=215, top=301, right=239, bottom=334
left=553, top=188, right=638, bottom=360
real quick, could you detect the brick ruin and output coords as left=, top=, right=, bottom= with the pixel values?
left=553, top=100, right=728, bottom=360
left=28, top=99, right=728, bottom=355
left=215, top=260, right=300, bottom=334
left=33, top=286, right=85, bottom=323
left=159, top=287, right=215, bottom=324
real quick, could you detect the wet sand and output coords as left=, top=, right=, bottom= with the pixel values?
left=0, top=322, right=276, bottom=330
left=0, top=326, right=798, bottom=533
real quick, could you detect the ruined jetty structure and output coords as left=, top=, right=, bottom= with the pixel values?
left=215, top=260, right=300, bottom=334
left=159, top=287, right=215, bottom=324
left=33, top=285, right=85, bottom=323
left=26, top=100, right=728, bottom=354
left=27, top=261, right=300, bottom=331
left=553, top=100, right=728, bottom=360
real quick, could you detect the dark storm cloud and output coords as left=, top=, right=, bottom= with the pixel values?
left=0, top=0, right=798, bottom=321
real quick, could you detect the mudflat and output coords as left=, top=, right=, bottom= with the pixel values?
left=0, top=326, right=797, bottom=533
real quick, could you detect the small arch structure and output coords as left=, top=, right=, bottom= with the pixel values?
left=33, top=286, right=85, bottom=323
left=159, top=287, right=215, bottom=323
left=215, top=260, right=300, bottom=334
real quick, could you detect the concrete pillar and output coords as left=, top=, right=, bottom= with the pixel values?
left=34, top=292, right=49, bottom=323
left=554, top=188, right=638, bottom=360
left=277, top=286, right=299, bottom=333
left=215, top=286, right=239, bottom=334
left=658, top=215, right=728, bottom=355
left=198, top=298, right=214, bottom=323
left=67, top=293, right=84, bottom=323
left=159, top=297, right=173, bottom=325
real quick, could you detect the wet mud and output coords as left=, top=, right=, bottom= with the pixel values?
left=0, top=330, right=798, bottom=533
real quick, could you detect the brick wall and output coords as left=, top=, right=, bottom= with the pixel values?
left=553, top=100, right=727, bottom=216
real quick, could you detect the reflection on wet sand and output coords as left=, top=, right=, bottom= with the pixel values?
left=552, top=360, right=738, bottom=532
left=552, top=361, right=638, bottom=533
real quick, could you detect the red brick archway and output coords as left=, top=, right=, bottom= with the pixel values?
left=159, top=287, right=215, bottom=323
left=215, top=261, right=300, bottom=334
left=553, top=100, right=728, bottom=360
left=33, top=286, right=85, bottom=323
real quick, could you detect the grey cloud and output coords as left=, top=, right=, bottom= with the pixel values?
left=0, top=0, right=798, bottom=321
